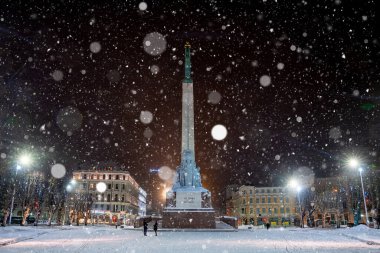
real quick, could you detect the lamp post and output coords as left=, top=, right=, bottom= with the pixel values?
left=348, top=158, right=369, bottom=225
left=9, top=153, right=33, bottom=225
left=359, top=167, right=369, bottom=225
left=9, top=165, right=21, bottom=225
left=289, top=179, right=303, bottom=228
left=296, top=186, right=303, bottom=228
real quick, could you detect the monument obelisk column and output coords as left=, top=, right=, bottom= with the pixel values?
left=181, top=42, right=195, bottom=162
left=162, top=42, right=215, bottom=229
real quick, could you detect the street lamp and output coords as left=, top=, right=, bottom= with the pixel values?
left=9, top=153, right=33, bottom=225
left=288, top=179, right=303, bottom=228
left=64, top=180, right=77, bottom=225
left=348, top=158, right=369, bottom=226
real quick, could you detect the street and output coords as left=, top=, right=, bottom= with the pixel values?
left=1, top=225, right=379, bottom=253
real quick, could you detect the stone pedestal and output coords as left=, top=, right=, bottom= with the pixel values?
left=162, top=189, right=215, bottom=229
left=162, top=209, right=215, bottom=229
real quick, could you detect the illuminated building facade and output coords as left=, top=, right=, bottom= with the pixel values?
left=226, top=185, right=297, bottom=226
left=68, top=169, right=144, bottom=225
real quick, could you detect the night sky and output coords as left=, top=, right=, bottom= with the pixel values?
left=0, top=0, right=379, bottom=210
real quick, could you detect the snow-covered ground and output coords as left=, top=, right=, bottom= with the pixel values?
left=0, top=225, right=379, bottom=253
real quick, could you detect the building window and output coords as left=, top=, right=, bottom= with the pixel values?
left=274, top=197, right=277, bottom=203
left=82, top=183, right=86, bottom=189
left=267, top=189, right=270, bottom=193
left=286, top=207, right=290, bottom=213
left=249, top=198, right=253, bottom=204
left=108, top=184, right=112, bottom=190
left=108, top=175, right=112, bottom=180
left=262, top=197, right=265, bottom=203
left=122, top=195, right=125, bottom=202
left=243, top=199, right=245, bottom=204
left=107, top=194, right=111, bottom=202
left=257, top=208, right=260, bottom=215
left=286, top=197, right=289, bottom=203
left=249, top=190, right=252, bottom=195
left=250, top=208, right=253, bottom=214
left=268, top=197, right=271, bottom=203
left=268, top=208, right=272, bottom=214
left=103, top=174, right=106, bottom=180
left=274, top=208, right=277, bottom=214
left=243, top=190, right=246, bottom=196
left=273, top=189, right=277, bottom=193
left=241, top=208, right=245, bottom=214
left=115, top=184, right=119, bottom=190
left=280, top=208, right=284, bottom=214
left=262, top=208, right=266, bottom=214
left=115, top=194, right=118, bottom=201
left=106, top=205, right=110, bottom=210
left=116, top=175, right=120, bottom=180
left=255, top=190, right=259, bottom=193
left=83, top=174, right=87, bottom=179
left=122, top=184, right=125, bottom=190
left=261, top=189, right=264, bottom=193
left=256, top=198, right=259, bottom=203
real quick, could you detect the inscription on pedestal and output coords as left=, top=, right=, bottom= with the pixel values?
left=176, top=192, right=201, bottom=209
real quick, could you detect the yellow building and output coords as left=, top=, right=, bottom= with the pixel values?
left=226, top=185, right=297, bottom=226
left=67, top=168, right=143, bottom=225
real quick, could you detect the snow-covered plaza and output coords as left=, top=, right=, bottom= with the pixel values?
left=0, top=225, right=379, bottom=253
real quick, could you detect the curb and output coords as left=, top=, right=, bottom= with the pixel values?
left=121, top=227, right=237, bottom=232
left=341, top=234, right=380, bottom=246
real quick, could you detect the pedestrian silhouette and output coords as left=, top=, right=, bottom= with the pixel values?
left=153, top=221, right=158, bottom=236
left=143, top=220, right=148, bottom=236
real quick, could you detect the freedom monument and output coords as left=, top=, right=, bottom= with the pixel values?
left=162, top=42, right=215, bottom=228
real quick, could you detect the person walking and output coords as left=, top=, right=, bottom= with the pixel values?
left=143, top=220, right=148, bottom=236
left=153, top=221, right=158, bottom=236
